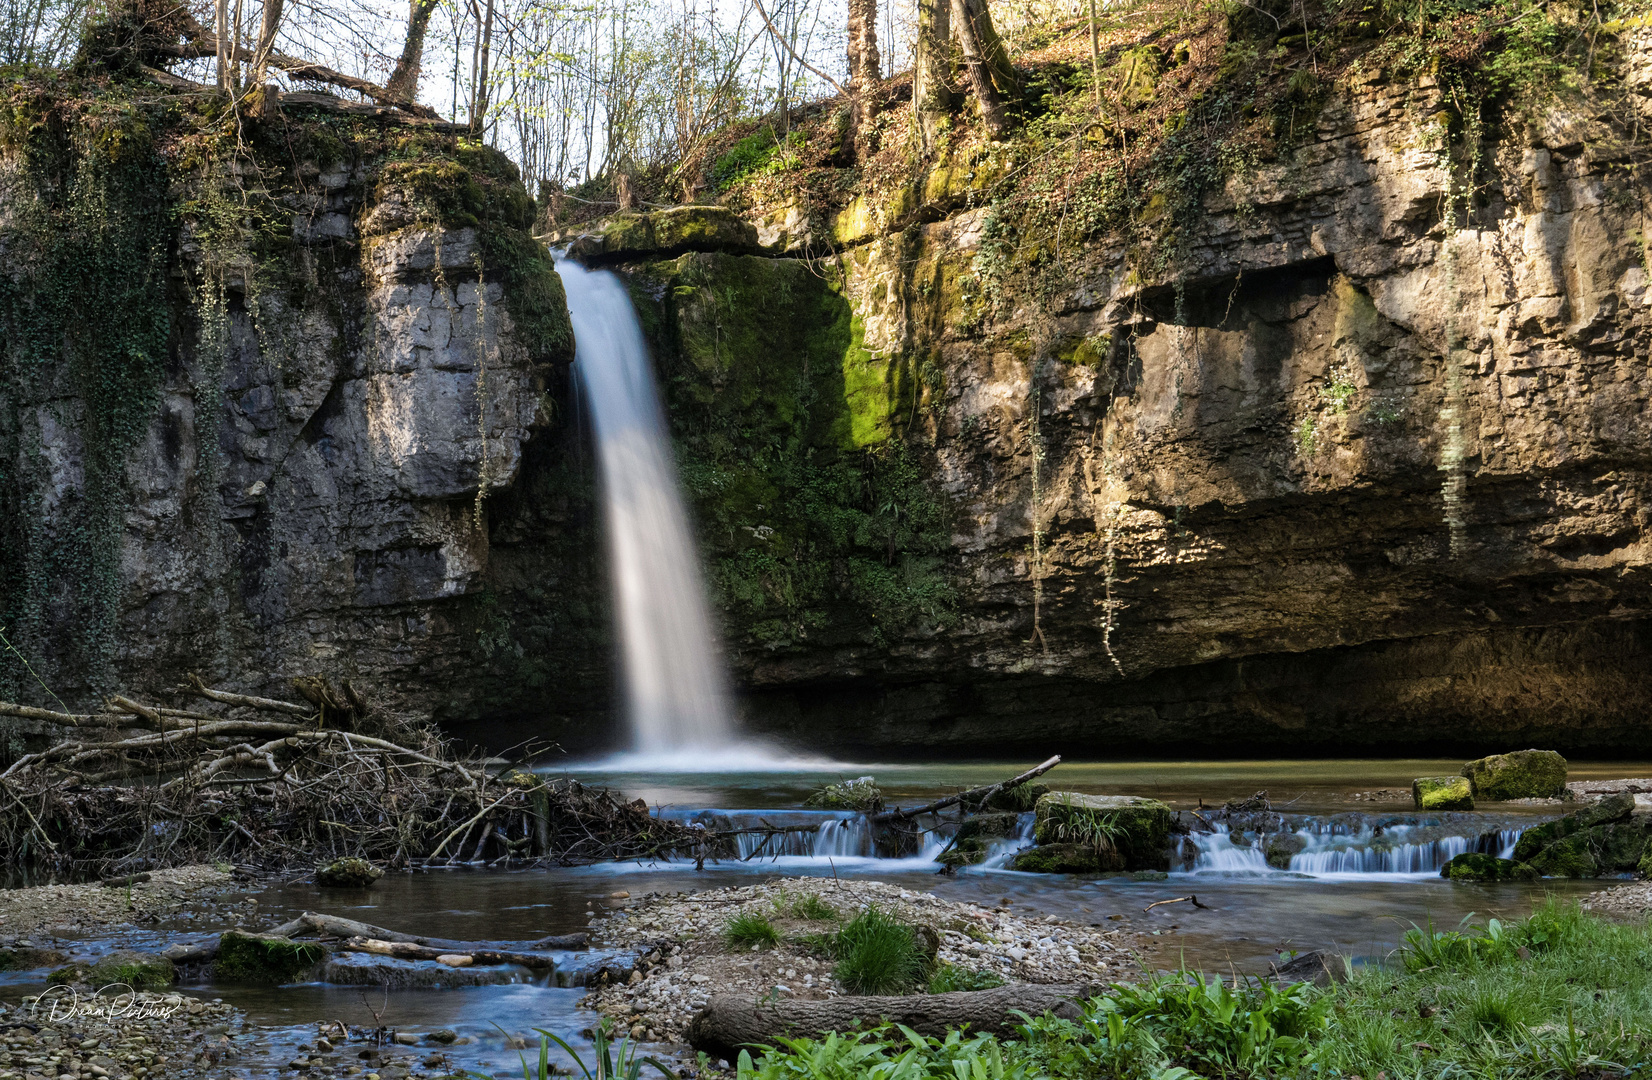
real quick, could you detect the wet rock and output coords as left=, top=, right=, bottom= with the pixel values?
left=1527, top=822, right=1652, bottom=878
left=49, top=949, right=175, bottom=988
left=214, top=931, right=326, bottom=984
left=1412, top=776, right=1474, bottom=811
left=940, top=813, right=1023, bottom=867
left=1461, top=750, right=1568, bottom=801
left=570, top=206, right=761, bottom=262
left=1032, top=793, right=1172, bottom=870
left=1513, top=792, right=1637, bottom=861
left=1263, top=834, right=1306, bottom=869
left=319, top=952, right=525, bottom=988
left=1441, top=853, right=1538, bottom=882
left=803, top=777, right=884, bottom=812
left=315, top=857, right=385, bottom=888
left=1009, top=843, right=1112, bottom=874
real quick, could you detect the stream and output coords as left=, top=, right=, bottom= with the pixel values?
left=3, top=757, right=1639, bottom=1078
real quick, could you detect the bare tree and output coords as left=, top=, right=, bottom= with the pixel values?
left=913, top=0, right=956, bottom=147
left=950, top=0, right=1017, bottom=138
left=386, top=0, right=438, bottom=102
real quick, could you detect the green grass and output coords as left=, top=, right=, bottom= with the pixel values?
left=832, top=906, right=931, bottom=995
left=724, top=912, right=782, bottom=950
left=927, top=963, right=1006, bottom=994
left=781, top=893, right=840, bottom=921
left=732, top=900, right=1652, bottom=1079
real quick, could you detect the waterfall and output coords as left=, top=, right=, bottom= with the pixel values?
left=558, top=256, right=735, bottom=757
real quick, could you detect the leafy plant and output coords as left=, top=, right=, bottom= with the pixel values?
left=725, top=911, right=782, bottom=950
left=475, top=1020, right=677, bottom=1080
left=832, top=906, right=931, bottom=995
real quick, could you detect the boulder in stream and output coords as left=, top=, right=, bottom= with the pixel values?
left=1506, top=792, right=1652, bottom=877
left=214, top=931, right=327, bottom=983
left=1460, top=750, right=1568, bottom=801
left=940, top=813, right=1022, bottom=867
left=1440, top=853, right=1538, bottom=882
left=1009, top=842, right=1111, bottom=874
left=1025, top=793, right=1173, bottom=871
left=315, top=857, right=384, bottom=888
left=1412, top=775, right=1474, bottom=810
left=48, top=950, right=174, bottom=988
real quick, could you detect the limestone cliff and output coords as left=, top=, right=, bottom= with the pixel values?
left=0, top=82, right=598, bottom=740
left=585, top=28, right=1652, bottom=754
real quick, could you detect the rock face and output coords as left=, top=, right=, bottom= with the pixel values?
left=623, top=58, right=1652, bottom=756
left=0, top=96, right=598, bottom=744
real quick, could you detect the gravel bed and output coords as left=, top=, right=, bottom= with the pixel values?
left=578, top=877, right=1149, bottom=1046
left=1583, top=880, right=1652, bottom=917
left=0, top=867, right=251, bottom=937
left=0, top=992, right=247, bottom=1079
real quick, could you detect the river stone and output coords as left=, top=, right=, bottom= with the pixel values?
left=1526, top=821, right=1652, bottom=878
left=214, top=932, right=326, bottom=984
left=1412, top=776, right=1474, bottom=811
left=48, top=950, right=174, bottom=988
left=1440, top=853, right=1538, bottom=882
left=1461, top=750, right=1568, bottom=801
left=1009, top=843, right=1114, bottom=874
left=320, top=953, right=525, bottom=988
left=940, top=813, right=1022, bottom=867
left=1512, top=792, right=1636, bottom=861
left=1263, top=833, right=1306, bottom=869
left=1032, top=794, right=1172, bottom=870
left=315, top=857, right=384, bottom=888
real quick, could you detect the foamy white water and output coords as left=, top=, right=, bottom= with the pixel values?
left=559, top=256, right=736, bottom=755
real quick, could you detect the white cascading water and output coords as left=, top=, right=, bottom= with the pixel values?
left=558, top=256, right=736, bottom=761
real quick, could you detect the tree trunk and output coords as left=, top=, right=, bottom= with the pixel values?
left=951, top=0, right=1018, bottom=138
left=387, top=0, right=438, bottom=103
left=688, top=984, right=1103, bottom=1063
left=913, top=0, right=957, bottom=147
left=470, top=0, right=495, bottom=135
left=846, top=0, right=880, bottom=141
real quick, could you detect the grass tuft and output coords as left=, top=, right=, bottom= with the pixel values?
left=724, top=911, right=781, bottom=950
left=832, top=906, right=930, bottom=995
left=783, top=892, right=839, bottom=921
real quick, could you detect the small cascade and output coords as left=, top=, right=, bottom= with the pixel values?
left=1187, top=822, right=1527, bottom=878
left=977, top=813, right=1039, bottom=869
left=658, top=809, right=878, bottom=860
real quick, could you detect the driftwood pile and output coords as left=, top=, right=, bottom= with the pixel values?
left=0, top=677, right=715, bottom=875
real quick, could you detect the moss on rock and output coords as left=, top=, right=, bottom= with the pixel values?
left=214, top=932, right=326, bottom=984
left=49, top=950, right=174, bottom=988
left=1010, top=842, right=1112, bottom=874
left=1441, top=853, right=1538, bottom=881
left=1413, top=775, right=1474, bottom=811
left=315, top=857, right=384, bottom=888
left=1033, top=793, right=1172, bottom=870
left=1461, top=750, right=1568, bottom=801
left=1512, top=792, right=1636, bottom=861
left=1264, top=833, right=1307, bottom=869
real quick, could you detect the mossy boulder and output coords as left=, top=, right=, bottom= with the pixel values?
left=49, top=950, right=174, bottom=988
left=1032, top=793, right=1173, bottom=870
left=1264, top=833, right=1307, bottom=869
left=939, top=813, right=1023, bottom=867
left=967, top=784, right=1050, bottom=813
left=1526, top=822, right=1652, bottom=878
left=1010, top=843, right=1113, bottom=874
left=1512, top=792, right=1636, bottom=862
left=1413, top=775, right=1474, bottom=810
left=315, top=858, right=384, bottom=888
left=214, top=931, right=327, bottom=984
left=1461, top=750, right=1568, bottom=801
left=1441, top=853, right=1538, bottom=882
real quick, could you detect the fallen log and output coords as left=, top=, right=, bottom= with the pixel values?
left=287, top=912, right=588, bottom=952
left=687, top=983, right=1105, bottom=1061
left=340, top=936, right=559, bottom=969
left=873, top=756, right=1061, bottom=823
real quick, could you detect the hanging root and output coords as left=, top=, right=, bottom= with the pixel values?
left=0, top=676, right=717, bottom=875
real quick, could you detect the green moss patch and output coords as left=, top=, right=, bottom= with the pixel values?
left=49, top=950, right=174, bottom=988
left=213, top=932, right=326, bottom=984
left=1413, top=775, right=1474, bottom=810
left=1032, top=792, right=1173, bottom=870
left=1442, top=853, right=1538, bottom=882
left=1461, top=750, right=1568, bottom=801
left=1010, top=842, right=1109, bottom=874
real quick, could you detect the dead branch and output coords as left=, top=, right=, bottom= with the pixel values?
left=873, top=756, right=1062, bottom=823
